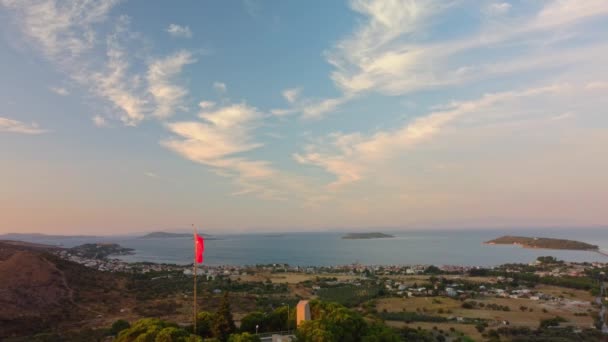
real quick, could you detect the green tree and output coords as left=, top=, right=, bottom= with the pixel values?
left=212, top=292, right=236, bottom=341
left=196, top=311, right=216, bottom=337
left=156, top=327, right=191, bottom=342
left=109, top=319, right=131, bottom=336
left=115, top=318, right=201, bottom=342
left=227, top=332, right=261, bottom=342
left=239, top=311, right=265, bottom=333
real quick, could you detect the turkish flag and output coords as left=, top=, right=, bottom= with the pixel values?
left=194, top=233, right=205, bottom=263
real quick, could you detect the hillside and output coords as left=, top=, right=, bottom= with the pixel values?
left=0, top=241, right=133, bottom=339
left=485, top=235, right=599, bottom=251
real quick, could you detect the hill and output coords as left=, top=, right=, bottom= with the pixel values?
left=0, top=241, right=132, bottom=339
left=485, top=235, right=599, bottom=251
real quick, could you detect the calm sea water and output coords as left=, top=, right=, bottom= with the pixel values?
left=15, top=228, right=608, bottom=267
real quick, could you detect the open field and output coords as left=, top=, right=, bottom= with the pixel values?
left=385, top=275, right=497, bottom=284
left=385, top=320, right=483, bottom=341
left=238, top=272, right=359, bottom=284
left=376, top=295, right=596, bottom=329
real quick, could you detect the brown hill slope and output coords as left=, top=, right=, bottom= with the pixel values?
left=0, top=241, right=133, bottom=338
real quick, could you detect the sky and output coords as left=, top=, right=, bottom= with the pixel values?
left=0, top=0, right=607, bottom=235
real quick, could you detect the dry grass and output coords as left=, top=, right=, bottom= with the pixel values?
left=239, top=272, right=358, bottom=284
left=376, top=295, right=596, bottom=329
left=376, top=296, right=462, bottom=313
left=385, top=321, right=483, bottom=341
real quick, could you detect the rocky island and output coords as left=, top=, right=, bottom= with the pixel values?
left=485, top=235, right=599, bottom=251
left=342, top=232, right=395, bottom=239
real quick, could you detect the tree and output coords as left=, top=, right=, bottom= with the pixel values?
left=227, top=332, right=261, bottom=342
left=196, top=311, right=216, bottom=337
left=239, top=311, right=265, bottom=333
left=212, top=292, right=236, bottom=341
left=109, top=319, right=130, bottom=336
left=297, top=300, right=400, bottom=342
left=115, top=318, right=201, bottom=342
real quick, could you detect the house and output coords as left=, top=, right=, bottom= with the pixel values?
left=446, top=288, right=458, bottom=297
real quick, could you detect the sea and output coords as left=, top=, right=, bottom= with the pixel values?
left=7, top=228, right=608, bottom=267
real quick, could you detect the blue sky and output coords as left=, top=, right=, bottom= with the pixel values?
left=1, top=0, right=607, bottom=234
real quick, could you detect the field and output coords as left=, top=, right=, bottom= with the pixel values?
left=376, top=294, right=596, bottom=329
left=385, top=320, right=483, bottom=341
left=238, top=272, right=358, bottom=284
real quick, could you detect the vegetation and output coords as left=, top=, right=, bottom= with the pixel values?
left=342, top=232, right=395, bottom=239
left=486, top=236, right=598, bottom=251
left=378, top=311, right=448, bottom=323
left=212, top=292, right=237, bottom=341
left=317, top=284, right=383, bottom=307
left=115, top=318, right=201, bottom=342
left=109, top=319, right=131, bottom=336
left=296, top=300, right=401, bottom=341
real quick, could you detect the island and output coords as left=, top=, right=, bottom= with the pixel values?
left=141, top=231, right=193, bottom=239
left=69, top=243, right=134, bottom=259
left=485, top=235, right=598, bottom=251
left=342, top=232, right=395, bottom=239
left=140, top=231, right=218, bottom=240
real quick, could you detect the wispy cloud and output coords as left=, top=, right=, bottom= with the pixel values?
left=147, top=50, right=196, bottom=119
left=281, top=88, right=301, bottom=104
left=0, top=116, right=47, bottom=134
left=213, top=82, right=227, bottom=94
left=166, top=24, right=192, bottom=38
left=49, top=86, right=69, bottom=96
left=92, top=115, right=107, bottom=127
left=294, top=82, right=601, bottom=188
left=144, top=171, right=159, bottom=178
left=286, top=0, right=608, bottom=119
left=161, top=103, right=280, bottom=197
left=2, top=1, right=195, bottom=127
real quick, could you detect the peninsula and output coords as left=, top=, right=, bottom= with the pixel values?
left=485, top=235, right=598, bottom=251
left=342, top=232, right=395, bottom=239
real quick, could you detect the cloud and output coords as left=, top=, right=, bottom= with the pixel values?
left=0, top=0, right=120, bottom=60
left=92, top=115, right=108, bottom=127
left=298, top=0, right=608, bottom=118
left=282, top=88, right=301, bottom=104
left=0, top=116, right=47, bottom=134
left=2, top=1, right=196, bottom=126
left=213, top=82, right=227, bottom=93
left=294, top=83, right=580, bottom=188
left=49, top=86, right=69, bottom=96
left=162, top=103, right=280, bottom=195
left=198, top=101, right=216, bottom=109
left=166, top=24, right=192, bottom=38
left=144, top=171, right=159, bottom=178
left=484, top=2, right=511, bottom=16
left=147, top=50, right=196, bottom=119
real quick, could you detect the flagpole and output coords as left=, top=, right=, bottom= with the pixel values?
left=193, top=224, right=197, bottom=335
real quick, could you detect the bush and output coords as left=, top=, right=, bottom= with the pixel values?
left=227, top=332, right=261, bottom=342
left=109, top=319, right=130, bottom=336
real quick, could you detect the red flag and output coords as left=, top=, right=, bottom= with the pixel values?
left=195, top=233, right=205, bottom=263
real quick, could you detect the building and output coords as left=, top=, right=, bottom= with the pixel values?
left=296, top=300, right=311, bottom=327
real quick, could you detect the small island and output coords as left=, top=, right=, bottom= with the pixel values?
left=69, top=243, right=134, bottom=259
left=485, top=235, right=598, bottom=251
left=342, top=232, right=395, bottom=240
